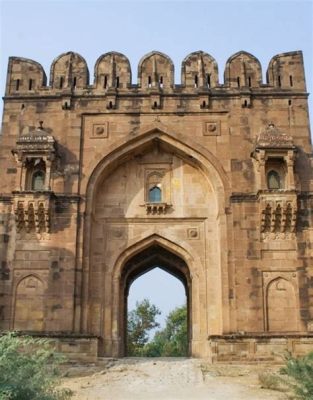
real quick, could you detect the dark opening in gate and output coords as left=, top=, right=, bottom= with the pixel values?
left=121, top=245, right=191, bottom=357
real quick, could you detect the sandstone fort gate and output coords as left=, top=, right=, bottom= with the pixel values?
left=0, top=50, right=312, bottom=362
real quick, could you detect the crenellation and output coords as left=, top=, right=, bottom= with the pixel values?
left=224, top=51, right=263, bottom=88
left=49, top=52, right=89, bottom=91
left=267, top=51, right=306, bottom=90
left=94, top=52, right=131, bottom=91
left=6, top=57, right=47, bottom=95
left=181, top=51, right=219, bottom=89
left=5, top=50, right=308, bottom=98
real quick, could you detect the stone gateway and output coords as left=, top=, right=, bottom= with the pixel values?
left=0, top=50, right=312, bottom=362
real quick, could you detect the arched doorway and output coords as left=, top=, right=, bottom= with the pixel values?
left=80, top=126, right=231, bottom=358
left=120, top=244, right=191, bottom=357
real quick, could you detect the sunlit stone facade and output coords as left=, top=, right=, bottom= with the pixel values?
left=0, top=50, right=312, bottom=361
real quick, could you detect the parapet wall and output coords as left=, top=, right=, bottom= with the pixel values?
left=5, top=50, right=307, bottom=96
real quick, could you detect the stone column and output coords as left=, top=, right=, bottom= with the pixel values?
left=285, top=151, right=295, bottom=190
left=44, top=159, right=52, bottom=191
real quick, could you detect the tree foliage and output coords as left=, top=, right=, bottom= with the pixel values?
left=127, top=301, right=188, bottom=357
left=127, top=299, right=161, bottom=356
left=0, top=332, right=72, bottom=400
left=145, top=305, right=188, bottom=357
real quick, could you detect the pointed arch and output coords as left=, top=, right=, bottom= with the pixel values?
left=85, top=123, right=230, bottom=215
left=79, top=124, right=231, bottom=356
left=13, top=274, right=45, bottom=331
left=112, top=233, right=198, bottom=282
left=110, top=234, right=196, bottom=357
left=266, top=277, right=299, bottom=332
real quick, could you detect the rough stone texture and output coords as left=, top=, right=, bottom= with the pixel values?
left=0, top=50, right=312, bottom=361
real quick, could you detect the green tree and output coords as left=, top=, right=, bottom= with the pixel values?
left=0, top=332, right=72, bottom=400
left=127, top=299, right=161, bottom=356
left=144, top=305, right=188, bottom=357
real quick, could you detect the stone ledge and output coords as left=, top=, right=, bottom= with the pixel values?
left=0, top=332, right=99, bottom=363
left=208, top=334, right=313, bottom=363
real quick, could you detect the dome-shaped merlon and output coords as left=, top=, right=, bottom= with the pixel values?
left=6, top=57, right=47, bottom=95
left=224, top=51, right=262, bottom=88
left=266, top=51, right=306, bottom=90
left=94, top=52, right=131, bottom=89
left=50, top=51, right=89, bottom=90
left=181, top=51, right=219, bottom=88
left=138, top=51, right=174, bottom=89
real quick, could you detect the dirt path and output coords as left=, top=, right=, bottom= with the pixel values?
left=61, top=358, right=286, bottom=400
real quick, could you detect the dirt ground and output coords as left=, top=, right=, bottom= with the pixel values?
left=60, top=358, right=288, bottom=400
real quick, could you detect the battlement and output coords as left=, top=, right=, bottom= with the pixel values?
left=5, top=50, right=307, bottom=97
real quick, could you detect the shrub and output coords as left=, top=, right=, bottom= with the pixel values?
left=0, top=332, right=72, bottom=400
left=258, top=371, right=283, bottom=391
left=280, top=352, right=313, bottom=400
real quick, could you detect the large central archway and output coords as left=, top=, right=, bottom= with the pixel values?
left=121, top=244, right=191, bottom=356
left=77, top=124, right=233, bottom=358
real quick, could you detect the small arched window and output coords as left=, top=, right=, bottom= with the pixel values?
left=267, top=170, right=281, bottom=189
left=32, top=170, right=45, bottom=191
left=149, top=186, right=162, bottom=203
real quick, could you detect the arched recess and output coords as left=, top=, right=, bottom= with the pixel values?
left=266, top=277, right=299, bottom=332
left=13, top=275, right=45, bottom=331
left=78, top=124, right=232, bottom=357
left=112, top=235, right=193, bottom=357
left=84, top=123, right=230, bottom=210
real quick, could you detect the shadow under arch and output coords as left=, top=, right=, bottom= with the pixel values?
left=112, top=234, right=194, bottom=357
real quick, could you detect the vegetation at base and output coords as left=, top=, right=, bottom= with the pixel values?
left=0, top=332, right=72, bottom=400
left=258, top=352, right=313, bottom=400
left=127, top=300, right=188, bottom=357
left=258, top=371, right=283, bottom=391
left=280, top=351, right=313, bottom=400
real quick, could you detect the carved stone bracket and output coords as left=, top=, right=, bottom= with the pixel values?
left=144, top=202, right=171, bottom=215
left=260, top=194, right=297, bottom=240
left=13, top=194, right=52, bottom=237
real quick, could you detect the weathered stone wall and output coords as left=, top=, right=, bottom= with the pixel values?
left=0, top=50, right=312, bottom=359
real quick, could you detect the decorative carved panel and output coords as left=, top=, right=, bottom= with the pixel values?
left=203, top=121, right=221, bottom=136
left=260, top=195, right=297, bottom=240
left=13, top=195, right=52, bottom=238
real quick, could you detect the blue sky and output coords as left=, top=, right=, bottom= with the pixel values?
left=0, top=0, right=312, bottom=326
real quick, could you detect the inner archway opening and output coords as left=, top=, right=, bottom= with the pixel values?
left=121, top=244, right=191, bottom=357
